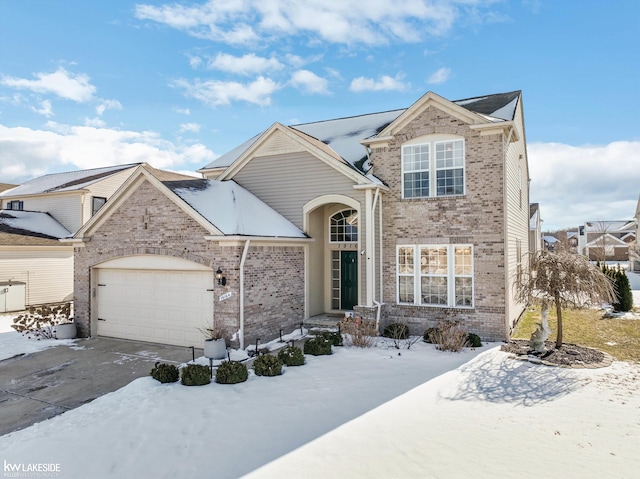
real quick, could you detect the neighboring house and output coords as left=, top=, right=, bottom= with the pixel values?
left=631, top=195, right=640, bottom=272
left=578, top=220, right=636, bottom=262
left=0, top=184, right=17, bottom=194
left=0, top=164, right=162, bottom=307
left=529, top=203, right=542, bottom=254
left=71, top=90, right=530, bottom=347
left=566, top=230, right=579, bottom=253
left=543, top=235, right=559, bottom=251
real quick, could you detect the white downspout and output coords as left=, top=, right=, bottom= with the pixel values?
left=371, top=188, right=383, bottom=330
left=239, top=239, right=251, bottom=350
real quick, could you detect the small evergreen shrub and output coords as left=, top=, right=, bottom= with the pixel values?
left=150, top=362, right=179, bottom=383
left=253, top=354, right=283, bottom=377
left=277, top=345, right=305, bottom=366
left=602, top=264, right=634, bottom=312
left=319, top=330, right=343, bottom=346
left=383, top=322, right=409, bottom=339
left=216, top=361, right=248, bottom=384
left=423, top=327, right=439, bottom=343
left=303, top=336, right=333, bottom=356
left=180, top=364, right=211, bottom=386
left=467, top=333, right=482, bottom=348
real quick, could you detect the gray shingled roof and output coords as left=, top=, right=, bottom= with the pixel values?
left=200, top=91, right=521, bottom=174
left=0, top=164, right=139, bottom=197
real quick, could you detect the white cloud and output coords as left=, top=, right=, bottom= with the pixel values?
left=174, top=107, right=191, bottom=115
left=427, top=67, right=452, bottom=84
left=84, top=117, right=106, bottom=127
left=96, top=99, right=123, bottom=116
left=188, top=55, right=203, bottom=69
left=179, top=122, right=201, bottom=133
left=31, top=100, right=54, bottom=117
left=172, top=76, right=281, bottom=106
left=0, top=123, right=217, bottom=183
left=290, top=70, right=330, bottom=95
left=349, top=74, right=408, bottom=92
left=208, top=53, right=283, bottom=75
left=528, top=141, right=640, bottom=230
left=135, top=0, right=496, bottom=46
left=0, top=67, right=96, bottom=102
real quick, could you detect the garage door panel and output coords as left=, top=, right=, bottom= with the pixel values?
left=96, top=267, right=214, bottom=347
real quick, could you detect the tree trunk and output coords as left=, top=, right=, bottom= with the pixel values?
left=554, top=294, right=563, bottom=349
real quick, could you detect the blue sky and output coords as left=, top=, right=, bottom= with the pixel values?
left=1, top=0, right=638, bottom=230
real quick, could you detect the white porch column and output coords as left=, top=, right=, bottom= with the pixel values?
left=365, top=188, right=375, bottom=307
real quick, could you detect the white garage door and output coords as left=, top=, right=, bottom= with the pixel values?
left=96, top=268, right=214, bottom=347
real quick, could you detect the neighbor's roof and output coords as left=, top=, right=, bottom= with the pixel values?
left=163, top=179, right=306, bottom=238
left=0, top=183, right=17, bottom=193
left=0, top=163, right=140, bottom=197
left=584, top=220, right=635, bottom=233
left=200, top=91, right=521, bottom=174
left=0, top=210, right=72, bottom=244
left=543, top=235, right=559, bottom=243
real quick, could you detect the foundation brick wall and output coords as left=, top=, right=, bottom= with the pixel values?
left=74, top=179, right=304, bottom=345
left=371, top=105, right=509, bottom=341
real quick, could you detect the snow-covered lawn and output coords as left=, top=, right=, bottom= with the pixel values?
left=0, top=313, right=76, bottom=360
left=1, top=323, right=639, bottom=479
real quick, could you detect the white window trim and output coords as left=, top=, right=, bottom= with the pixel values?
left=396, top=244, right=474, bottom=308
left=401, top=138, right=466, bottom=199
left=328, top=208, right=358, bottom=244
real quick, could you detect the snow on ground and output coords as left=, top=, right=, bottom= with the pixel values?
left=1, top=330, right=639, bottom=479
left=0, top=313, right=75, bottom=360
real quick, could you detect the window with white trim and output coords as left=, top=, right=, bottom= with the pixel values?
left=402, top=139, right=465, bottom=198
left=91, top=196, right=107, bottom=216
left=329, top=209, right=358, bottom=243
left=396, top=244, right=474, bottom=308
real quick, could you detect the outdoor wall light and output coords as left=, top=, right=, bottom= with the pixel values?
left=216, top=267, right=227, bottom=286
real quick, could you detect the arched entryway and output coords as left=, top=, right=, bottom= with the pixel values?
left=304, top=195, right=361, bottom=318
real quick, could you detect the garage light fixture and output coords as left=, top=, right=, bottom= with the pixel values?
left=216, top=267, right=227, bottom=286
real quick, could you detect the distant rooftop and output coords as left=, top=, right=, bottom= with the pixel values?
left=0, top=164, right=140, bottom=197
left=200, top=90, right=521, bottom=174
left=0, top=210, right=71, bottom=241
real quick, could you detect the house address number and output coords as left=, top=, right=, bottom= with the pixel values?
left=219, top=292, right=232, bottom=302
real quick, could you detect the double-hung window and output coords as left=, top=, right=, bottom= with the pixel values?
left=402, top=138, right=465, bottom=198
left=397, top=244, right=474, bottom=308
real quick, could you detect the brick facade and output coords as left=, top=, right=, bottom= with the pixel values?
left=74, top=179, right=304, bottom=345
left=368, top=105, right=509, bottom=340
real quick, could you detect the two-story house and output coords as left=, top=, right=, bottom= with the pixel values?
left=578, top=220, right=636, bottom=262
left=71, top=90, right=529, bottom=347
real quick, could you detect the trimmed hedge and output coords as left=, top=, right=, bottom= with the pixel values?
left=319, top=330, right=343, bottom=346
left=150, top=362, right=179, bottom=383
left=253, top=354, right=283, bottom=377
left=304, top=337, right=332, bottom=356
left=467, top=332, right=482, bottom=348
left=181, top=364, right=211, bottom=386
left=216, top=360, right=248, bottom=384
left=277, top=345, right=305, bottom=366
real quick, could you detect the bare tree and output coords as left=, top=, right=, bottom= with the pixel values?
left=590, top=220, right=611, bottom=263
left=515, top=250, right=616, bottom=349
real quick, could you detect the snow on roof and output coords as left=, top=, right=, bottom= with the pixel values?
left=0, top=210, right=71, bottom=239
left=0, top=164, right=139, bottom=197
left=200, top=91, right=520, bottom=175
left=164, top=179, right=306, bottom=238
left=542, top=235, right=559, bottom=243
left=584, top=220, right=634, bottom=232
left=529, top=209, right=539, bottom=229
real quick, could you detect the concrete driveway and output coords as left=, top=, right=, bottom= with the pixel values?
left=0, top=337, right=197, bottom=436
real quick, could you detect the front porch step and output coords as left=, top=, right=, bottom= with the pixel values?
left=304, top=315, right=341, bottom=331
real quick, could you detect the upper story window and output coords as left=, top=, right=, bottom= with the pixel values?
left=402, top=138, right=465, bottom=199
left=6, top=200, right=24, bottom=211
left=92, top=196, right=107, bottom=216
left=330, top=209, right=358, bottom=243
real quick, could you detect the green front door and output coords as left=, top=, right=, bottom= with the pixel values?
left=340, top=251, right=358, bottom=310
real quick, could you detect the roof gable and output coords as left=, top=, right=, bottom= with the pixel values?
left=0, top=210, right=71, bottom=240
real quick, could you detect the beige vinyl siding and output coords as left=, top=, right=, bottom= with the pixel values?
left=81, top=168, right=136, bottom=222
left=503, top=98, right=529, bottom=331
left=0, top=246, right=74, bottom=306
left=13, top=193, right=82, bottom=234
left=232, top=152, right=365, bottom=229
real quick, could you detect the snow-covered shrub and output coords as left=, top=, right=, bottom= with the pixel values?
left=339, top=316, right=378, bottom=348
left=150, top=362, right=179, bottom=383
left=11, top=303, right=73, bottom=340
left=253, top=354, right=282, bottom=377
left=318, top=330, right=343, bottom=346
left=216, top=361, right=248, bottom=384
left=277, top=345, right=305, bottom=366
left=467, top=333, right=482, bottom=348
left=303, top=336, right=333, bottom=356
left=429, top=321, right=468, bottom=352
left=181, top=364, right=211, bottom=386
